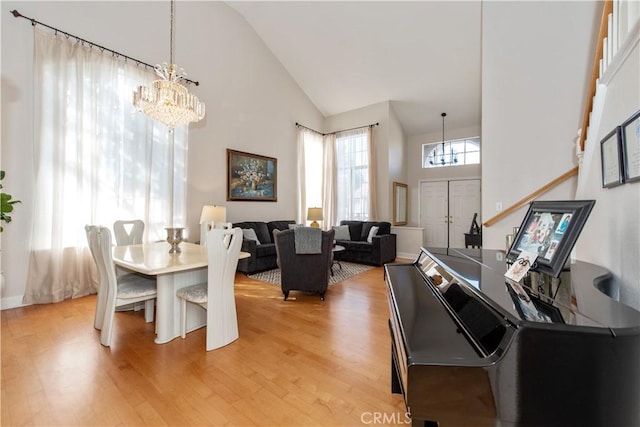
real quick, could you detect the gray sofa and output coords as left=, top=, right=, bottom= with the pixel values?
left=232, top=220, right=295, bottom=274
left=334, top=220, right=396, bottom=266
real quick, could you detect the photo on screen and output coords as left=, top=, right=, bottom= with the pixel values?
left=507, top=200, right=595, bottom=277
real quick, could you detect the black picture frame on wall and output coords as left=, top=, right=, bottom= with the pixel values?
left=621, top=109, right=640, bottom=183
left=600, top=126, right=624, bottom=188
left=506, top=200, right=595, bottom=278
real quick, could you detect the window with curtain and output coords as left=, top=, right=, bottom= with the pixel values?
left=335, top=128, right=371, bottom=222
left=23, top=28, right=188, bottom=304
left=297, top=125, right=374, bottom=229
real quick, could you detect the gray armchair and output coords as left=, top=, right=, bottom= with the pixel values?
left=273, top=228, right=335, bottom=301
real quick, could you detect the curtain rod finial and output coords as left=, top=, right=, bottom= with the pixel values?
left=11, top=10, right=22, bottom=18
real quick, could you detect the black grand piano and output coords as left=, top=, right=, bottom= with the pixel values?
left=385, top=247, right=640, bottom=426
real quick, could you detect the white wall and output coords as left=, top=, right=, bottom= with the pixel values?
left=481, top=1, right=597, bottom=249
left=183, top=2, right=324, bottom=231
left=0, top=1, right=323, bottom=308
left=575, top=37, right=640, bottom=310
left=388, top=105, right=407, bottom=221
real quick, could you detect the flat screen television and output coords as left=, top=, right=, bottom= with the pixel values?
left=506, top=200, right=595, bottom=278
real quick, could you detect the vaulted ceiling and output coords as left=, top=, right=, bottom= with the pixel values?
left=227, top=1, right=482, bottom=137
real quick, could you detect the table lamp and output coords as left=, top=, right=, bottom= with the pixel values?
left=200, top=205, right=227, bottom=244
left=307, top=207, right=323, bottom=228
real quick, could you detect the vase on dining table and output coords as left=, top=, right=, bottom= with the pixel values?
left=166, top=227, right=185, bottom=253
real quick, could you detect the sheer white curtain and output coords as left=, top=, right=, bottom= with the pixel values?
left=24, top=28, right=188, bottom=304
left=322, top=133, right=337, bottom=228
left=296, top=129, right=307, bottom=225
left=297, top=128, right=324, bottom=225
left=366, top=126, right=378, bottom=220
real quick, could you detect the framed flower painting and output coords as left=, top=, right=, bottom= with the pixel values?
left=227, top=149, right=277, bottom=201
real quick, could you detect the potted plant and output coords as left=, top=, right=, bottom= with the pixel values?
left=1, top=170, right=21, bottom=232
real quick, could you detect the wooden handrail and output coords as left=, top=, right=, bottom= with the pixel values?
left=578, top=0, right=613, bottom=152
left=483, top=167, right=579, bottom=227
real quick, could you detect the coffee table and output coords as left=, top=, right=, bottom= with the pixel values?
left=331, top=244, right=345, bottom=276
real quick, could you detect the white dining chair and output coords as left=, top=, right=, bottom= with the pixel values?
left=113, top=219, right=144, bottom=246
left=200, top=221, right=233, bottom=246
left=85, top=225, right=157, bottom=347
left=176, top=227, right=243, bottom=351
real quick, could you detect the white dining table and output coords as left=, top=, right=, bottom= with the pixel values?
left=112, top=241, right=249, bottom=344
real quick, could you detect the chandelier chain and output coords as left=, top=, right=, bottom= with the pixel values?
left=170, top=0, right=175, bottom=65
left=441, top=112, right=446, bottom=164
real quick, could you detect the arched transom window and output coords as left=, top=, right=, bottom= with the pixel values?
left=422, top=137, right=480, bottom=168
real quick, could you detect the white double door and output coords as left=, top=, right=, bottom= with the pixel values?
left=420, top=179, right=481, bottom=248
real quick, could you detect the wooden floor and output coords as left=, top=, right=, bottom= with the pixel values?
left=1, top=266, right=411, bottom=426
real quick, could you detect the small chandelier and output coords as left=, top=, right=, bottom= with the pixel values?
left=429, top=112, right=448, bottom=166
left=133, top=0, right=205, bottom=129
left=439, top=112, right=446, bottom=165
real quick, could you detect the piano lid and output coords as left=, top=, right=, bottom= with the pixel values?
left=421, top=247, right=640, bottom=330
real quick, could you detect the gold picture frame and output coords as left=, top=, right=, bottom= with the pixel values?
left=227, top=149, right=277, bottom=201
left=392, top=182, right=408, bottom=226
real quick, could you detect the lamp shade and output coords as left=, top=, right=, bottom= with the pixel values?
left=200, top=205, right=226, bottom=224
left=307, top=207, right=323, bottom=221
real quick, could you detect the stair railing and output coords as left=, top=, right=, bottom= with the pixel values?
left=483, top=167, right=579, bottom=227
left=578, top=0, right=613, bottom=152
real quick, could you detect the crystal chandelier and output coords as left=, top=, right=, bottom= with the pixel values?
left=133, top=0, right=205, bottom=129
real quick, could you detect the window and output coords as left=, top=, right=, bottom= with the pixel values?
left=335, top=128, right=370, bottom=221
left=24, top=28, right=188, bottom=304
left=422, top=137, right=480, bottom=168
left=297, top=125, right=374, bottom=227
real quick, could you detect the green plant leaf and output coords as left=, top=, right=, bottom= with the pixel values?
left=1, top=170, right=21, bottom=232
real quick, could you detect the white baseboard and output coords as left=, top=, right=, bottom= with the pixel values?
left=396, top=252, right=418, bottom=261
left=1, top=295, right=29, bottom=311
left=0, top=296, right=131, bottom=312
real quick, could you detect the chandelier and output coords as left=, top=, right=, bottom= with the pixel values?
left=133, top=0, right=205, bottom=129
left=439, top=112, right=447, bottom=165
left=429, top=112, right=458, bottom=166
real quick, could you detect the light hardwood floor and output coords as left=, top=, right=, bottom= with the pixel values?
left=1, top=266, right=411, bottom=426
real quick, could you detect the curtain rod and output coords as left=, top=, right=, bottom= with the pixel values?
left=295, top=121, right=379, bottom=136
left=10, top=9, right=200, bottom=87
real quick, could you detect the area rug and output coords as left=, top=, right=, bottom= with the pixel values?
left=248, top=261, right=374, bottom=286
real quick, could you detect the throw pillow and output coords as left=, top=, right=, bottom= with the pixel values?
left=333, top=225, right=351, bottom=241
left=288, top=223, right=304, bottom=229
left=367, top=226, right=379, bottom=243
left=242, top=228, right=261, bottom=245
